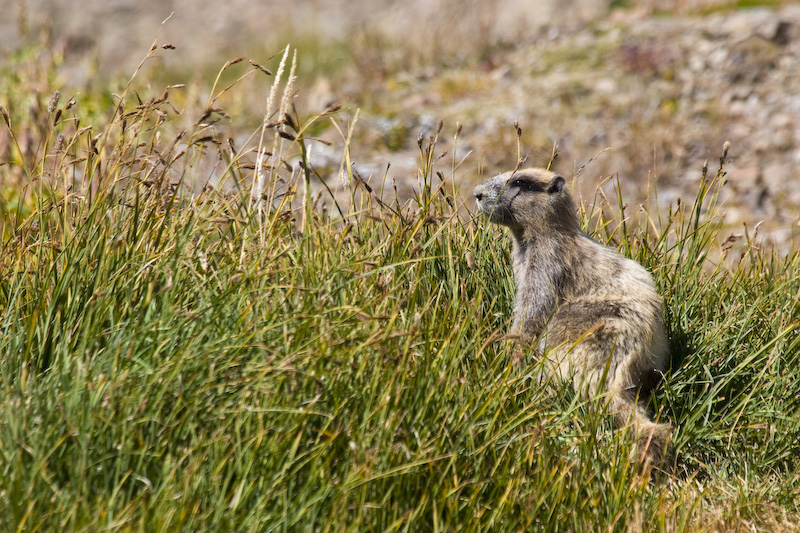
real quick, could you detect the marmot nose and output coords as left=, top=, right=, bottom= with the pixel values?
left=473, top=186, right=484, bottom=201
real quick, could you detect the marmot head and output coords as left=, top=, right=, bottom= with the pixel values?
left=473, top=167, right=578, bottom=237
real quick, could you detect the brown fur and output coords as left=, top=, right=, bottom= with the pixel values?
left=474, top=168, right=671, bottom=467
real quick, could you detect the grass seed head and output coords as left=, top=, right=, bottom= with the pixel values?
left=223, top=56, right=244, bottom=70
left=249, top=59, right=273, bottom=75
left=323, top=102, right=341, bottom=115
left=48, top=90, right=60, bottom=114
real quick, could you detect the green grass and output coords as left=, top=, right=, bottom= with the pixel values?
left=1, top=41, right=800, bottom=532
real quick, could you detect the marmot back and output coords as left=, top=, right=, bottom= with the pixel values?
left=474, top=167, right=671, bottom=467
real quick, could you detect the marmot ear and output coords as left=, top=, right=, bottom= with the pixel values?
left=547, top=175, right=565, bottom=194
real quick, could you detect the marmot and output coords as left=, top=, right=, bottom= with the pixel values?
left=473, top=167, right=671, bottom=466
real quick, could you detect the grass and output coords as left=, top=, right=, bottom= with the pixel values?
left=1, top=36, right=800, bottom=531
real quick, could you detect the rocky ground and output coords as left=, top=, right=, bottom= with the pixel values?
left=5, top=0, right=800, bottom=250
left=318, top=4, right=800, bottom=251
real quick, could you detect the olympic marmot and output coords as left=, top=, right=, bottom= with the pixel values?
left=473, top=167, right=671, bottom=466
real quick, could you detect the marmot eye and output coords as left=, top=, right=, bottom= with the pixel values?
left=511, top=178, right=540, bottom=191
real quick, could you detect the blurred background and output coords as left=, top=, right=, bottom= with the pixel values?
left=3, top=0, right=800, bottom=247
